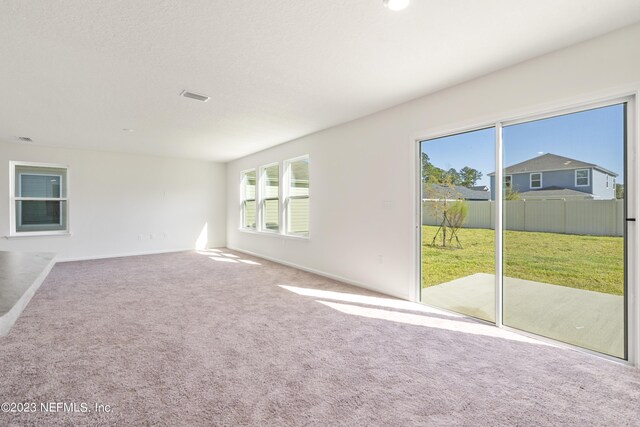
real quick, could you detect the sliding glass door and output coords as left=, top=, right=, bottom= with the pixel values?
left=502, top=104, right=626, bottom=358
left=420, top=128, right=495, bottom=322
left=420, top=99, right=632, bottom=360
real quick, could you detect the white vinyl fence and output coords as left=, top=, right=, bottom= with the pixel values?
left=422, top=199, right=624, bottom=237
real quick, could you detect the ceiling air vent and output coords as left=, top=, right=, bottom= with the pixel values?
left=16, top=136, right=32, bottom=142
left=179, top=90, right=210, bottom=102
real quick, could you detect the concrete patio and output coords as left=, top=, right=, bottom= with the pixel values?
left=421, top=273, right=624, bottom=358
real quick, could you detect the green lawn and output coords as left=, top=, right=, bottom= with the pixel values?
left=422, top=226, right=624, bottom=295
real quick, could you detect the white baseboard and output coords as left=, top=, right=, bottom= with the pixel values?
left=59, top=245, right=410, bottom=301
left=226, top=246, right=410, bottom=301
left=59, top=247, right=195, bottom=263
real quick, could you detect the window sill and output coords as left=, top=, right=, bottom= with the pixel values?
left=238, top=228, right=309, bottom=240
left=281, top=233, right=310, bottom=241
left=6, top=232, right=72, bottom=239
left=239, top=228, right=259, bottom=234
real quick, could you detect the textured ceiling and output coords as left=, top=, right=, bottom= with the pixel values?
left=1, top=0, right=639, bottom=161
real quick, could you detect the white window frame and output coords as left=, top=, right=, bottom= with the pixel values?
left=284, top=155, right=310, bottom=238
left=575, top=169, right=590, bottom=187
left=240, top=169, right=257, bottom=231
left=17, top=172, right=64, bottom=228
left=9, top=161, right=70, bottom=237
left=530, top=172, right=542, bottom=189
left=504, top=175, right=512, bottom=189
left=259, top=162, right=280, bottom=233
left=414, top=94, right=637, bottom=366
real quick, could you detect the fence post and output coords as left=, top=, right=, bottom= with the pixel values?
left=563, top=199, right=567, bottom=234
left=612, top=199, right=618, bottom=236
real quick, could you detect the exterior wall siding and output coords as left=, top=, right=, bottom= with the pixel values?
left=591, top=169, right=616, bottom=199
left=490, top=176, right=496, bottom=199
left=489, top=168, right=618, bottom=199
left=288, top=197, right=309, bottom=234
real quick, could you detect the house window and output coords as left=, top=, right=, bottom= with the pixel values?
left=575, top=169, right=589, bottom=187
left=285, top=156, right=309, bottom=236
left=530, top=172, right=542, bottom=189
left=606, top=175, right=610, bottom=189
left=10, top=162, right=69, bottom=235
left=260, top=163, right=279, bottom=232
left=240, top=169, right=257, bottom=230
left=504, top=175, right=512, bottom=189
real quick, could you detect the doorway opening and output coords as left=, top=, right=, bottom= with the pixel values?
left=419, top=99, right=634, bottom=360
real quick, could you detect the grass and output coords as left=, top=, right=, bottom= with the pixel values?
left=422, top=226, right=624, bottom=295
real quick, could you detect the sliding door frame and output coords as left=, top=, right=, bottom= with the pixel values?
left=414, top=92, right=638, bottom=366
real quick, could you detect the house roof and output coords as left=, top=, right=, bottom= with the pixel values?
left=519, top=186, right=595, bottom=199
left=423, top=183, right=490, bottom=201
left=488, top=153, right=618, bottom=177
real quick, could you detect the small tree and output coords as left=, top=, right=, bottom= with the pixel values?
left=425, top=176, right=467, bottom=248
left=446, top=200, right=469, bottom=244
left=504, top=188, right=521, bottom=200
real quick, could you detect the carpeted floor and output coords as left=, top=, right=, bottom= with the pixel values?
left=1, top=249, right=639, bottom=426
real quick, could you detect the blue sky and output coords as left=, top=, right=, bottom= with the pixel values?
left=421, top=103, right=625, bottom=186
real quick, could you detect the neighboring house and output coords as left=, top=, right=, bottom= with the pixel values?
left=423, top=183, right=491, bottom=201
left=488, top=153, right=617, bottom=200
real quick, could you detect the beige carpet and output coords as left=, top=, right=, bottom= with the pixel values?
left=0, top=249, right=639, bottom=426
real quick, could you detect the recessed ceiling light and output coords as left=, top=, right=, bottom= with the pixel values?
left=383, top=0, right=410, bottom=11
left=179, top=90, right=210, bottom=102
left=16, top=136, right=32, bottom=142
left=122, top=128, right=135, bottom=132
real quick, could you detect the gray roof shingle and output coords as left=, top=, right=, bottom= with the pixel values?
left=519, top=186, right=595, bottom=199
left=488, top=153, right=617, bottom=177
left=422, top=183, right=490, bottom=200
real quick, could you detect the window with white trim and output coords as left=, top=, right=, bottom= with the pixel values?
left=575, top=169, right=589, bottom=187
left=260, top=163, right=279, bottom=232
left=10, top=162, right=69, bottom=235
left=530, top=172, right=542, bottom=189
left=240, top=169, right=257, bottom=230
left=285, top=156, right=309, bottom=236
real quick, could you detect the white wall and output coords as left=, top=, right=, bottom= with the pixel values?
left=0, top=142, right=226, bottom=261
left=226, top=23, right=640, bottom=301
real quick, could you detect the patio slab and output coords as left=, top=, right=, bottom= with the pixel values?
left=421, top=273, right=624, bottom=358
